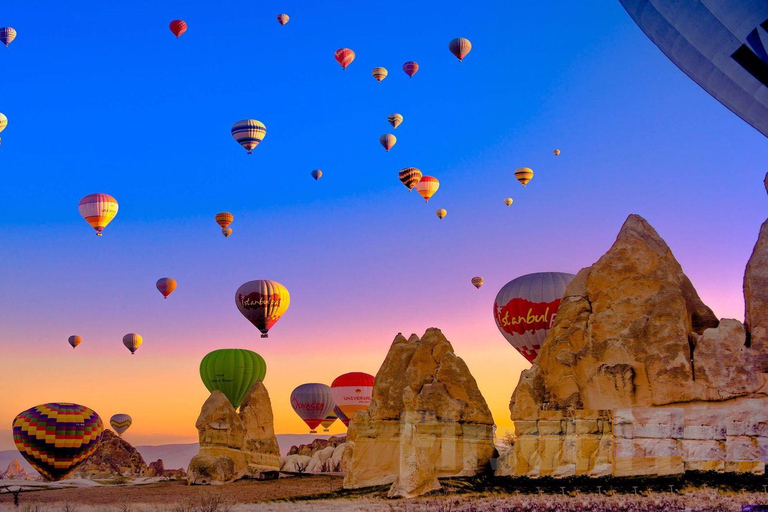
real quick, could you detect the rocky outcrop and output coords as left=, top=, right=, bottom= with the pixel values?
left=500, top=211, right=768, bottom=478
left=1, top=460, right=33, bottom=480
left=281, top=436, right=346, bottom=474
left=147, top=459, right=187, bottom=479
left=187, top=381, right=281, bottom=484
left=69, top=429, right=147, bottom=479
left=344, top=328, right=495, bottom=498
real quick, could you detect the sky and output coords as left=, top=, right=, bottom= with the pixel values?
left=0, top=0, right=767, bottom=450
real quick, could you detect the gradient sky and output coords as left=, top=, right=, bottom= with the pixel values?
left=1, top=1, right=767, bottom=450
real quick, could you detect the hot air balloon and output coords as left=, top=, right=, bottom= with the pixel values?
left=216, top=212, right=233, bottom=233
left=436, top=208, right=447, bottom=220
left=200, top=349, right=267, bottom=409
left=380, top=134, right=396, bottom=151
left=78, top=193, right=118, bottom=236
left=494, top=272, right=576, bottom=363
left=372, top=67, right=388, bottom=82
left=13, top=403, right=103, bottom=481
left=311, top=169, right=322, bottom=181
left=334, top=405, right=350, bottom=427
left=387, top=113, right=403, bottom=129
left=277, top=14, right=290, bottom=26
left=403, top=61, right=419, bottom=77
left=399, top=167, right=422, bottom=191
left=331, top=373, right=374, bottom=425
left=504, top=198, right=513, bottom=207
left=515, top=167, right=533, bottom=187
left=0, top=113, right=7, bottom=133
left=169, top=20, right=187, bottom=38
left=235, top=280, right=290, bottom=338
left=334, top=48, right=355, bottom=70
left=448, top=37, right=472, bottom=61
left=123, top=333, right=142, bottom=355
left=110, top=414, right=132, bottom=435
left=0, top=28, right=17, bottom=47
left=620, top=1, right=768, bottom=138
left=416, top=176, right=439, bottom=202
left=68, top=335, right=82, bottom=349
left=471, top=277, right=484, bottom=289
left=231, top=120, right=266, bottom=154
left=222, top=227, right=233, bottom=238
left=320, top=410, right=338, bottom=432
left=156, top=278, right=177, bottom=299
left=553, top=149, right=561, bottom=156
left=290, top=383, right=335, bottom=433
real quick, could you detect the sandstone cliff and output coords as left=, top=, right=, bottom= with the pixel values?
left=281, top=436, right=346, bottom=473
left=69, top=429, right=147, bottom=479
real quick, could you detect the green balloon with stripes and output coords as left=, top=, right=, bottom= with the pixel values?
left=199, top=349, right=267, bottom=409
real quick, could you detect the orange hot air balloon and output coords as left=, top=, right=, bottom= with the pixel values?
left=435, top=208, right=447, bottom=220
left=169, top=20, right=187, bottom=38
left=222, top=227, right=232, bottom=238
left=471, top=277, right=484, bottom=289
left=372, top=67, right=388, bottom=82
left=277, top=14, right=290, bottom=26
left=553, top=149, right=561, bottom=156
left=78, top=193, right=118, bottom=236
left=379, top=134, right=396, bottom=152
left=156, top=278, right=177, bottom=299
left=448, top=37, right=472, bottom=61
left=403, top=61, right=419, bottom=77
left=416, top=176, right=439, bottom=202
left=515, top=167, right=534, bottom=187
left=215, top=212, right=233, bottom=229
left=335, top=48, right=355, bottom=70
left=235, top=280, right=291, bottom=338
left=68, top=335, right=82, bottom=349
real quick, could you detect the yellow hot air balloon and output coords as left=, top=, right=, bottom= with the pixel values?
left=379, top=134, right=396, bottom=152
left=416, top=176, right=439, bottom=202
left=78, top=193, right=118, bottom=236
left=222, top=227, right=233, bottom=238
left=504, top=198, right=513, bottom=207
left=471, top=277, right=484, bottom=289
left=372, top=67, right=388, bottom=82
left=553, top=149, right=561, bottom=156
left=515, top=167, right=533, bottom=187
left=122, top=333, right=142, bottom=355
left=435, top=208, right=447, bottom=220
left=387, top=113, right=403, bottom=129
left=0, top=113, right=7, bottom=133
left=215, top=212, right=233, bottom=231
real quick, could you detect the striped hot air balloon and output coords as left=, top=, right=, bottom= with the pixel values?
left=123, top=333, right=142, bottom=355
left=0, top=113, right=7, bottom=133
left=494, top=272, right=576, bottom=363
left=231, top=120, right=266, bottom=154
left=416, top=176, right=439, bottom=202
left=13, top=403, right=103, bottom=481
left=0, top=27, right=17, bottom=47
left=379, top=134, right=396, bottom=151
left=436, top=208, right=447, bottom=220
left=215, top=212, right=233, bottom=229
left=331, top=373, right=374, bottom=425
left=277, top=14, right=290, bottom=25
left=387, top=113, right=403, bottom=129
left=334, top=48, right=355, bottom=70
left=471, top=277, right=484, bottom=289
left=515, top=167, right=534, bottom=186
left=311, top=169, right=322, bottom=181
left=156, top=278, right=177, bottom=299
left=372, top=67, right=388, bottom=82
left=109, top=414, right=132, bottom=435
left=235, top=280, right=290, bottom=338
left=334, top=405, right=349, bottom=427
left=222, top=227, right=233, bottom=238
left=200, top=349, right=267, bottom=409
left=403, top=61, right=419, bottom=77
left=504, top=198, right=513, bottom=207
left=448, top=37, right=472, bottom=62
left=78, top=193, right=118, bottom=236
left=169, top=20, right=187, bottom=38
left=320, top=410, right=338, bottom=431
left=290, top=383, right=335, bottom=433
left=399, top=167, right=422, bottom=191
left=68, top=335, right=82, bottom=349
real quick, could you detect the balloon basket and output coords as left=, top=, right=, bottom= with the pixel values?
left=261, top=334, right=268, bottom=338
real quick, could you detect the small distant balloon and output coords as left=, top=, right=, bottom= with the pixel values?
left=379, top=134, right=396, bottom=152
left=435, top=208, right=447, bottom=220
left=68, top=335, right=82, bottom=349
left=156, top=278, right=177, bottom=299
left=416, top=176, right=439, bottom=202
left=553, top=149, right=561, bottom=156
left=0, top=113, right=7, bottom=133
left=320, top=410, right=338, bottom=432
left=387, top=113, right=403, bottom=129
left=215, top=212, right=234, bottom=231
left=222, top=227, right=233, bottom=238
left=471, top=277, right=484, bottom=289
left=335, top=48, right=355, bottom=70
left=277, top=14, right=290, bottom=25
left=504, top=198, right=513, bottom=207
left=372, top=67, right=388, bottom=82
left=403, top=61, right=419, bottom=77
left=399, top=167, right=422, bottom=191
left=169, top=20, right=187, bottom=38
left=78, top=193, right=118, bottom=236
left=448, top=37, right=472, bottom=61
left=515, top=167, right=533, bottom=187
left=123, top=333, right=142, bottom=355
left=231, top=120, right=266, bottom=154
left=311, top=169, right=322, bottom=181
left=110, top=414, right=132, bottom=436
left=0, top=27, right=17, bottom=47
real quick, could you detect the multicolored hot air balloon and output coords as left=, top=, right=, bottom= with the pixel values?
left=215, top=212, right=233, bottom=234
left=311, top=169, right=322, bottom=181
left=387, top=113, right=403, bottom=129
left=330, top=373, right=374, bottom=425
left=403, top=61, right=419, bottom=77
left=380, top=134, right=396, bottom=151
left=231, top=120, right=266, bottom=154
left=13, top=403, right=103, bottom=481
left=110, top=414, right=132, bottom=435
left=277, top=14, right=290, bottom=26
left=320, top=410, right=338, bottom=432
left=222, top=227, right=233, bottom=238
left=333, top=405, right=349, bottom=427
left=68, top=335, right=82, bottom=349
left=0, top=113, right=7, bottom=132
left=78, top=193, right=118, bottom=236
left=515, top=167, right=533, bottom=187
left=334, top=48, right=355, bottom=70
left=449, top=37, right=472, bottom=61
left=416, top=176, right=439, bottom=202
left=156, top=278, right=177, bottom=299
left=399, top=167, right=422, bottom=191
left=123, top=333, right=142, bottom=355
left=200, top=349, right=267, bottom=409
left=372, top=67, right=388, bottom=82
left=436, top=208, right=447, bottom=220
left=290, top=383, right=335, bottom=433
left=553, top=149, right=561, bottom=156
left=169, top=20, right=187, bottom=38
left=0, top=27, right=17, bottom=47
left=494, top=272, right=576, bottom=363
left=235, top=280, right=290, bottom=338
left=504, top=198, right=513, bottom=207
left=471, top=277, right=484, bottom=289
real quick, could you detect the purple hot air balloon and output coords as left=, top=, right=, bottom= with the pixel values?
left=290, top=383, right=334, bottom=433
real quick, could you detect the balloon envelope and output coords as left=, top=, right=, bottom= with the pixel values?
left=403, top=61, right=419, bottom=77
left=123, top=333, right=142, bottom=355
left=553, top=149, right=561, bottom=156
left=311, top=169, right=322, bottom=181
left=515, top=167, right=533, bottom=187
left=156, top=277, right=177, bottom=299
left=0, top=113, right=7, bottom=133
left=334, top=405, right=349, bottom=427
left=13, top=403, right=103, bottom=481
left=277, top=14, right=290, bottom=25
left=200, top=349, right=267, bottom=409
left=387, top=113, right=403, bottom=129
left=235, top=280, right=290, bottom=338
left=372, top=67, right=388, bottom=82
left=436, top=208, right=447, bottom=219
left=399, top=167, right=422, bottom=191
left=215, top=212, right=233, bottom=229
left=335, top=48, right=355, bottom=69
left=448, top=37, right=472, bottom=61
left=320, top=410, right=338, bottom=431
left=169, top=20, right=187, bottom=38
left=79, top=193, right=118, bottom=236
left=330, top=372, right=374, bottom=424
left=231, top=120, right=266, bottom=154
left=291, top=383, right=335, bottom=433
left=416, top=176, right=439, bottom=202
left=504, top=198, right=513, bottom=206
left=471, top=277, right=484, bottom=289
left=68, top=335, right=82, bottom=349
left=493, top=272, right=576, bottom=363
left=0, top=27, right=16, bottom=47
left=379, top=134, right=396, bottom=151
left=110, top=414, right=132, bottom=435
left=222, top=227, right=233, bottom=238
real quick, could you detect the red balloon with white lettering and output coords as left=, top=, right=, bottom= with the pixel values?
left=493, top=272, right=575, bottom=363
left=330, top=372, right=374, bottom=424
left=290, top=383, right=335, bottom=433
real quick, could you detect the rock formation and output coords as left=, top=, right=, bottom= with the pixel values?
left=188, top=381, right=281, bottom=484
left=147, top=459, right=187, bottom=479
left=281, top=436, right=346, bottom=473
left=344, top=328, right=495, bottom=498
left=69, top=429, right=147, bottom=479
left=499, top=211, right=768, bottom=478
left=1, top=460, right=33, bottom=480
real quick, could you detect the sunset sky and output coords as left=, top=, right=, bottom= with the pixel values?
left=1, top=1, right=767, bottom=450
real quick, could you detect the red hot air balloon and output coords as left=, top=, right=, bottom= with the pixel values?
left=156, top=277, right=177, bottom=299
left=277, top=14, right=290, bottom=26
left=448, top=37, right=472, bottom=62
left=169, top=20, right=187, bottom=38
left=403, top=61, right=419, bottom=77
left=290, top=383, right=335, bottom=433
left=330, top=372, right=374, bottom=424
left=335, top=48, right=355, bottom=70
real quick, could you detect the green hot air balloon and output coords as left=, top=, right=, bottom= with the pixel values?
left=199, top=349, right=267, bottom=409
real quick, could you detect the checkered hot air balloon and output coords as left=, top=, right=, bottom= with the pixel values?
left=109, top=414, right=132, bottom=435
left=416, top=176, right=439, bottom=202
left=334, top=48, right=355, bottom=70
left=78, top=193, right=118, bottom=236
left=13, top=403, right=103, bottom=481
left=330, top=373, right=374, bottom=426
left=290, top=383, right=335, bottom=433
left=0, top=27, right=17, bottom=47
left=403, top=61, right=419, bottom=77
left=231, top=120, right=266, bottom=154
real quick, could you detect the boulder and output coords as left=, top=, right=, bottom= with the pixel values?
left=69, top=429, right=147, bottom=479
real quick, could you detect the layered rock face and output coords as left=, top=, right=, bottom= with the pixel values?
left=1, top=460, right=33, bottom=480
left=69, top=429, right=147, bottom=479
left=344, top=328, right=495, bottom=498
left=499, top=213, right=768, bottom=478
left=281, top=436, right=347, bottom=473
left=188, top=381, right=281, bottom=484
